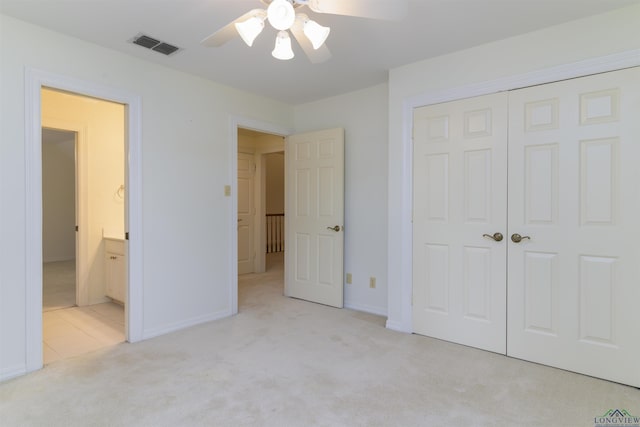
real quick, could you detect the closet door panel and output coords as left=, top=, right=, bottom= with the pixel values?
left=507, top=67, right=640, bottom=387
left=413, top=92, right=508, bottom=354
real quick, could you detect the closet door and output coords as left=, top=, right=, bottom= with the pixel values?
left=413, top=93, right=508, bottom=354
left=507, top=67, right=640, bottom=387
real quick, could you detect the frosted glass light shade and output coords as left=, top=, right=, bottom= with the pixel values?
left=272, top=31, right=294, bottom=60
left=267, top=0, right=295, bottom=31
left=235, top=15, right=265, bottom=47
left=303, top=19, right=330, bottom=49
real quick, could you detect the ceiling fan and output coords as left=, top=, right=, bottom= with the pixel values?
left=201, top=0, right=409, bottom=63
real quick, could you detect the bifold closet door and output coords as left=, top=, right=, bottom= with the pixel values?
left=412, top=92, right=508, bottom=354
left=507, top=67, right=640, bottom=387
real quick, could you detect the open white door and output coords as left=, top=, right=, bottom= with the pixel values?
left=285, top=128, right=344, bottom=308
left=238, top=152, right=255, bottom=274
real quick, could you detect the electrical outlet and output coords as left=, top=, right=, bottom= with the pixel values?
left=369, top=277, right=376, bottom=289
left=346, top=273, right=352, bottom=284
left=224, top=185, right=231, bottom=197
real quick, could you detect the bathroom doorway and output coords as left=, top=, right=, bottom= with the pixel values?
left=42, top=128, right=77, bottom=312
left=41, top=88, right=126, bottom=364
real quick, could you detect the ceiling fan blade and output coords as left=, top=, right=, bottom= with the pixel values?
left=307, top=0, right=409, bottom=21
left=290, top=21, right=332, bottom=64
left=201, top=9, right=263, bottom=47
left=306, top=0, right=408, bottom=21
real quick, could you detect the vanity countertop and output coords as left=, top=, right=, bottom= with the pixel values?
left=103, top=235, right=125, bottom=242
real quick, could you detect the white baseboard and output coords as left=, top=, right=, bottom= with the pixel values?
left=0, top=364, right=27, bottom=382
left=344, top=302, right=387, bottom=317
left=385, top=319, right=411, bottom=334
left=43, top=256, right=75, bottom=263
left=88, top=296, right=110, bottom=306
left=141, top=309, right=232, bottom=341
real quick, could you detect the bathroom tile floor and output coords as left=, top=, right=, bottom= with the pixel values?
left=43, top=261, right=125, bottom=365
left=43, top=260, right=76, bottom=312
left=43, top=303, right=125, bottom=364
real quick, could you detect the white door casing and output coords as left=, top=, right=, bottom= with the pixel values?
left=507, top=67, right=640, bottom=387
left=412, top=93, right=508, bottom=354
left=24, top=68, right=143, bottom=377
left=238, top=152, right=255, bottom=275
left=285, top=128, right=345, bottom=308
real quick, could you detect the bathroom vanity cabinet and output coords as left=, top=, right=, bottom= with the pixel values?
left=104, top=238, right=126, bottom=304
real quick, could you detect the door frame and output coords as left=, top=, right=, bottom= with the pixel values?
left=387, top=49, right=640, bottom=333
left=25, top=68, right=143, bottom=373
left=228, top=116, right=292, bottom=315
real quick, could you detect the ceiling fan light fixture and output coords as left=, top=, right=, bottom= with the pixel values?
left=303, top=19, right=330, bottom=50
left=272, top=30, right=294, bottom=60
left=235, top=11, right=267, bottom=46
left=267, top=0, right=296, bottom=31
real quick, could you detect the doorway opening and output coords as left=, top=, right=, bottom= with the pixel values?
left=41, top=88, right=126, bottom=364
left=42, top=128, right=77, bottom=312
left=25, top=68, right=143, bottom=375
left=237, top=127, right=285, bottom=310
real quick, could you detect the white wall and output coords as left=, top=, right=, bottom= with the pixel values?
left=293, top=83, right=389, bottom=315
left=42, top=132, right=75, bottom=263
left=0, top=14, right=293, bottom=380
left=42, top=88, right=125, bottom=304
left=386, top=4, right=640, bottom=331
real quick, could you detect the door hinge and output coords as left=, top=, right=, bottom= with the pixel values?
left=125, top=232, right=129, bottom=240
left=75, top=225, right=79, bottom=232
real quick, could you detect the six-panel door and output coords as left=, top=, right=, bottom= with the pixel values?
left=285, top=128, right=345, bottom=308
left=238, top=152, right=255, bottom=275
left=507, top=67, right=640, bottom=387
left=412, top=92, right=508, bottom=354
left=412, top=67, right=640, bottom=387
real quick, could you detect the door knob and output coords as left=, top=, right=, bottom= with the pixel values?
left=482, top=232, right=503, bottom=242
left=327, top=225, right=341, bottom=232
left=511, top=233, right=531, bottom=243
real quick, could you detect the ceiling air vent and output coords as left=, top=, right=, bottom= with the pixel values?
left=130, top=33, right=182, bottom=56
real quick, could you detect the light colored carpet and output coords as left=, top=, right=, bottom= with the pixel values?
left=2, top=253, right=638, bottom=426
left=43, top=260, right=76, bottom=312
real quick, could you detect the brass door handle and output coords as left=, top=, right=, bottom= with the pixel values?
left=327, top=225, right=341, bottom=232
left=511, top=233, right=531, bottom=243
left=482, top=232, right=503, bottom=242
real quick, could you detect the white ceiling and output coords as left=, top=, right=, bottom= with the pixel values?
left=1, top=0, right=636, bottom=104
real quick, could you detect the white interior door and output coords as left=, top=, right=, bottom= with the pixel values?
left=238, top=152, right=255, bottom=275
left=285, top=128, right=344, bottom=308
left=507, top=67, right=640, bottom=387
left=412, top=93, right=508, bottom=353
